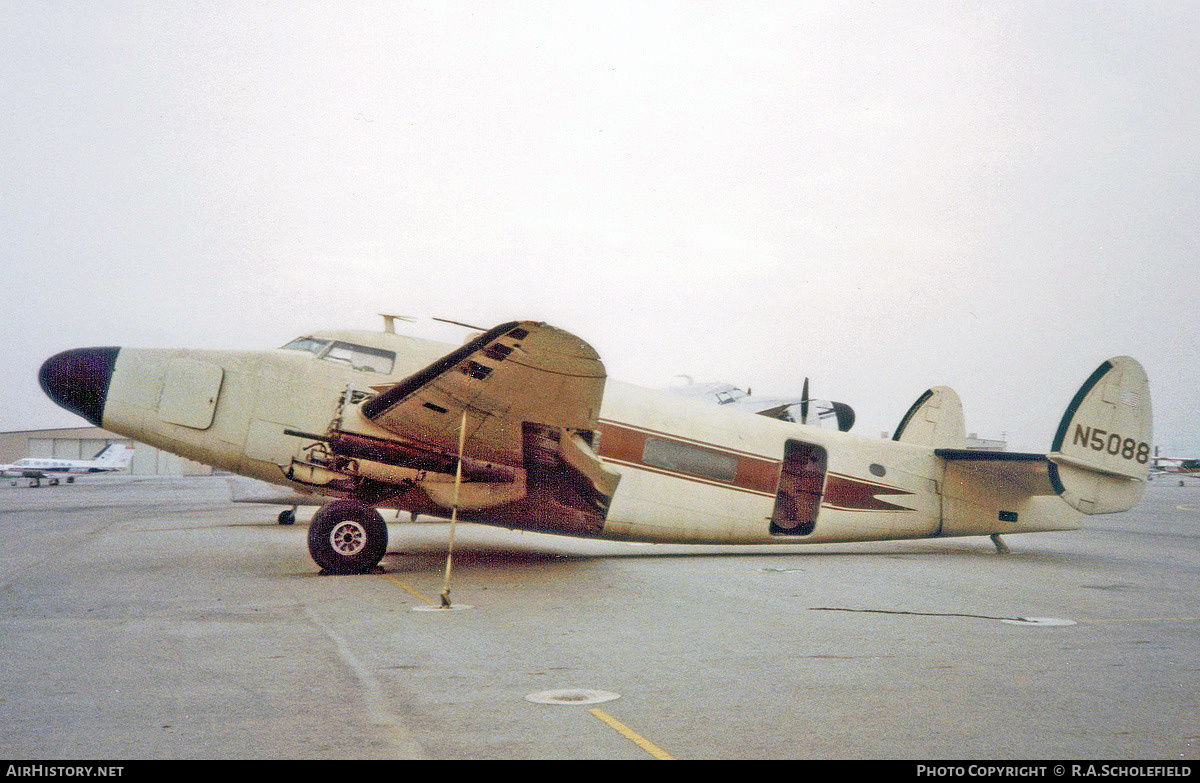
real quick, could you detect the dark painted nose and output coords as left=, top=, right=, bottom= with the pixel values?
left=39, top=347, right=120, bottom=427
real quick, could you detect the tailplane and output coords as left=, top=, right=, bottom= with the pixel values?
left=1048, top=357, right=1151, bottom=514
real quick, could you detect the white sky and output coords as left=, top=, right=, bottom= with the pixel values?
left=3, top=1, right=1198, bottom=454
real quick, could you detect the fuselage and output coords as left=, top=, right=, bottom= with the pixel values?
left=46, top=326, right=1084, bottom=545
left=41, top=328, right=1084, bottom=544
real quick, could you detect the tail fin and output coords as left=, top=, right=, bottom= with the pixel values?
left=893, top=386, right=966, bottom=449
left=1048, top=357, right=1151, bottom=514
left=94, top=443, right=135, bottom=468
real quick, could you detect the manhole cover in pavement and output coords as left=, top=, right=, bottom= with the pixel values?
left=525, top=689, right=620, bottom=705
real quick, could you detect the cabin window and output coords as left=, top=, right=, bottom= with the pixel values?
left=642, top=437, right=738, bottom=483
left=321, top=342, right=396, bottom=374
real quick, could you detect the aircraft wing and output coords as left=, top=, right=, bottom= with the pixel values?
left=359, top=320, right=607, bottom=465
left=350, top=320, right=620, bottom=530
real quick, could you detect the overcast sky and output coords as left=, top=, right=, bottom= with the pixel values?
left=3, top=1, right=1198, bottom=454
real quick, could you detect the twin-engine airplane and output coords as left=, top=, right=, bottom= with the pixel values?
left=2, top=443, right=134, bottom=487
left=38, top=318, right=1152, bottom=574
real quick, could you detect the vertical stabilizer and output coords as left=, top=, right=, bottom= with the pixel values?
left=1048, top=357, right=1151, bottom=514
left=892, top=386, right=966, bottom=450
left=94, top=443, right=134, bottom=468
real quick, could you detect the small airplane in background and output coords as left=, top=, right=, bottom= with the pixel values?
left=38, top=315, right=1152, bottom=578
left=1149, top=452, right=1200, bottom=484
left=2, top=443, right=134, bottom=487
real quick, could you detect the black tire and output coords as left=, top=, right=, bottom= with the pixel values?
left=307, top=500, right=388, bottom=574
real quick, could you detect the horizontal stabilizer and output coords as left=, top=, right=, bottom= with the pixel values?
left=1048, top=356, right=1152, bottom=514
left=935, top=450, right=1057, bottom=497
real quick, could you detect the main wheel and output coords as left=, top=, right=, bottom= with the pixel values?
left=307, top=500, right=388, bottom=574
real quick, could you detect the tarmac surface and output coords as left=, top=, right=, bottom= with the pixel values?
left=1, top=474, right=1197, bottom=760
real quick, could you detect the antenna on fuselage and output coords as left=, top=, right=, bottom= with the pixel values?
left=380, top=314, right=487, bottom=336
left=379, top=313, right=417, bottom=334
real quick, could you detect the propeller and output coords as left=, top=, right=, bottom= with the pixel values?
left=794, top=377, right=855, bottom=432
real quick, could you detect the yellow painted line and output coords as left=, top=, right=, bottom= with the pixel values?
left=588, top=708, right=675, bottom=760
left=380, top=573, right=439, bottom=607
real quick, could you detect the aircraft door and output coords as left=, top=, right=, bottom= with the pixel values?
left=770, top=440, right=828, bottom=536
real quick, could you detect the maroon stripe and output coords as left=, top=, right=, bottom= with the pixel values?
left=823, top=473, right=914, bottom=512
left=598, top=421, right=779, bottom=495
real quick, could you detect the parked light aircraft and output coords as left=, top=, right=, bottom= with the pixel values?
left=1150, top=454, right=1200, bottom=484
left=2, top=443, right=134, bottom=487
left=38, top=317, right=1152, bottom=575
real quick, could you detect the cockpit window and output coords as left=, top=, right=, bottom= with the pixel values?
left=281, top=337, right=331, bottom=355
left=322, top=341, right=395, bottom=373
left=281, top=337, right=395, bottom=373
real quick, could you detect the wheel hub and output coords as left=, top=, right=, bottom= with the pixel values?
left=329, top=520, right=367, bottom=556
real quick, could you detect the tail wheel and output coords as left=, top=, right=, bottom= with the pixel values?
left=307, top=500, right=388, bottom=574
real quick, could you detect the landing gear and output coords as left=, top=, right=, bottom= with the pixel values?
left=277, top=507, right=296, bottom=525
left=307, top=500, right=388, bottom=575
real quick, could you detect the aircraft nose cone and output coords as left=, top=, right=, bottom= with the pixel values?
left=39, top=347, right=120, bottom=427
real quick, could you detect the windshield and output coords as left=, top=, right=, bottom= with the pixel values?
left=280, top=337, right=395, bottom=373
left=280, top=337, right=331, bottom=356
left=322, top=341, right=395, bottom=373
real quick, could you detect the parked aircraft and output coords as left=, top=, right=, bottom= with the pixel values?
left=1150, top=454, right=1200, bottom=484
left=38, top=318, right=1151, bottom=576
left=669, top=377, right=856, bottom=431
left=2, top=443, right=134, bottom=487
